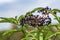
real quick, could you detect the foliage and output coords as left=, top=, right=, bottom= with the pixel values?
left=0, top=7, right=60, bottom=40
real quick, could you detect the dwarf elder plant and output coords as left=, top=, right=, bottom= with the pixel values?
left=0, top=7, right=60, bottom=40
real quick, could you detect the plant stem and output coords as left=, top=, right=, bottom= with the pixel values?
left=37, top=31, right=43, bottom=40
left=21, top=26, right=26, bottom=37
left=40, top=32, right=43, bottom=40
left=37, top=30, right=40, bottom=40
left=37, top=27, right=43, bottom=40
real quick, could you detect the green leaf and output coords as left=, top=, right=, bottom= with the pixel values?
left=45, top=30, right=54, bottom=40
left=2, top=29, right=18, bottom=36
left=53, top=9, right=60, bottom=13
left=51, top=12, right=60, bottom=23
left=25, top=12, right=32, bottom=16
left=0, top=19, right=9, bottom=23
left=58, top=17, right=60, bottom=23
left=0, top=17, right=18, bottom=24
left=18, top=15, right=25, bottom=22
left=45, top=32, right=60, bottom=40
left=31, top=7, right=43, bottom=13
left=25, top=7, right=43, bottom=16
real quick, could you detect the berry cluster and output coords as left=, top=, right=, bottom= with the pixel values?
left=20, top=7, right=52, bottom=26
left=20, top=14, right=51, bottom=26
